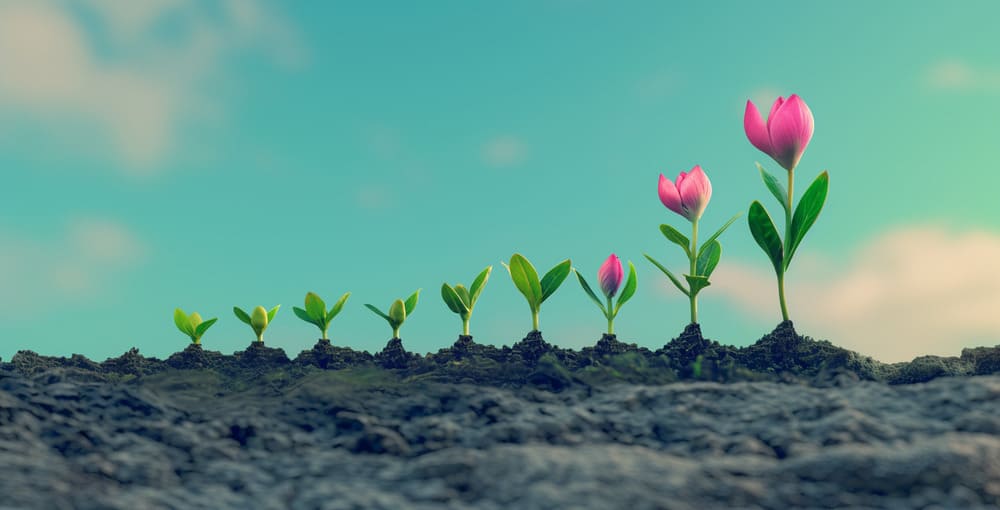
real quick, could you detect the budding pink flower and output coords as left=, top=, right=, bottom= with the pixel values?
left=598, top=253, right=624, bottom=298
left=658, top=165, right=712, bottom=222
left=744, top=94, right=814, bottom=171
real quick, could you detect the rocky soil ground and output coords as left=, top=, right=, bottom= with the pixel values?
left=1, top=322, right=999, bottom=509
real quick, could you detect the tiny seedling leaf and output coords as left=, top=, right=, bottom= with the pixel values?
left=329, top=292, right=350, bottom=318
left=454, top=284, right=472, bottom=309
left=404, top=290, right=420, bottom=316
left=644, top=254, right=689, bottom=297
left=659, top=224, right=692, bottom=257
left=267, top=305, right=281, bottom=323
left=748, top=201, right=784, bottom=276
left=233, top=306, right=252, bottom=325
left=540, top=259, right=572, bottom=303
left=174, top=309, right=195, bottom=337
left=364, top=304, right=391, bottom=322
left=757, top=162, right=789, bottom=213
left=574, top=269, right=607, bottom=315
left=293, top=306, right=318, bottom=327
left=696, top=240, right=722, bottom=278
left=304, top=292, right=326, bottom=321
left=194, top=318, right=217, bottom=338
left=615, top=262, right=638, bottom=314
left=786, top=171, right=829, bottom=270
left=507, top=254, right=543, bottom=307
left=389, top=298, right=407, bottom=325
left=469, top=266, right=492, bottom=306
left=441, top=283, right=468, bottom=315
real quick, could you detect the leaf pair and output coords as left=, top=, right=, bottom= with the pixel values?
left=646, top=213, right=739, bottom=297
left=749, top=165, right=829, bottom=275
left=293, top=291, right=350, bottom=340
left=502, top=254, right=571, bottom=318
left=366, top=290, right=420, bottom=337
left=234, top=305, right=280, bottom=342
left=173, top=308, right=217, bottom=345
left=575, top=262, right=637, bottom=320
left=442, top=266, right=492, bottom=320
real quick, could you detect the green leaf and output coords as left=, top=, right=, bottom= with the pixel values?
left=441, top=283, right=468, bottom=315
left=748, top=201, right=784, bottom=275
left=685, top=274, right=711, bottom=295
left=659, top=224, right=692, bottom=257
left=644, top=254, right=689, bottom=297
left=267, top=305, right=281, bottom=322
left=293, top=306, right=318, bottom=327
left=389, top=298, right=407, bottom=325
left=329, top=292, right=350, bottom=319
left=404, top=289, right=420, bottom=316
left=194, top=318, right=217, bottom=338
left=365, top=304, right=391, bottom=322
left=786, top=171, right=829, bottom=269
left=233, top=306, right=252, bottom=325
left=574, top=269, right=607, bottom=315
left=174, top=309, right=194, bottom=337
left=697, top=212, right=741, bottom=260
left=540, top=259, right=571, bottom=303
left=757, top=162, right=789, bottom=213
left=506, top=254, right=542, bottom=307
left=696, top=240, right=722, bottom=278
left=468, top=266, right=492, bottom=307
left=614, top=261, right=638, bottom=314
left=454, top=284, right=472, bottom=309
left=304, top=292, right=326, bottom=321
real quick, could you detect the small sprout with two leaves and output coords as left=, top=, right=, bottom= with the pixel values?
left=365, top=290, right=420, bottom=339
left=502, top=253, right=571, bottom=332
left=234, top=304, right=280, bottom=343
left=441, top=266, right=492, bottom=336
left=173, top=308, right=218, bottom=345
left=293, top=291, right=350, bottom=340
left=575, top=254, right=637, bottom=335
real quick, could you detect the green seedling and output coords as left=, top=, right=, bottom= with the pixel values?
left=366, top=289, right=420, bottom=339
left=173, top=308, right=218, bottom=345
left=293, top=291, right=350, bottom=340
left=234, top=304, right=280, bottom=343
left=502, top=253, right=571, bottom=332
left=441, top=266, right=492, bottom=336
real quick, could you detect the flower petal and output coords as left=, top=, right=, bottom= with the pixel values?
left=767, top=94, right=814, bottom=170
left=598, top=253, right=624, bottom=298
left=766, top=96, right=785, bottom=132
left=658, top=173, right=686, bottom=218
left=744, top=100, right=773, bottom=156
left=678, top=165, right=712, bottom=221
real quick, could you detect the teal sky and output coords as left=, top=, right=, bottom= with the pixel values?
left=2, top=1, right=1000, bottom=363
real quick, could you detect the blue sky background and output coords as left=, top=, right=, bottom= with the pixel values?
left=2, top=0, right=999, bottom=363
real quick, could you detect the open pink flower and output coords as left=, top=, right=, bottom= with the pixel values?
left=658, top=165, right=712, bottom=222
left=598, top=253, right=623, bottom=298
left=744, top=94, right=814, bottom=171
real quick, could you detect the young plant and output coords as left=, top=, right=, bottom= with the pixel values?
left=645, top=165, right=740, bottom=324
left=575, top=254, right=637, bottom=335
left=441, top=266, right=492, bottom=336
left=293, top=291, right=350, bottom=340
left=365, top=290, right=420, bottom=339
left=234, top=304, right=280, bottom=343
left=173, top=308, right=218, bottom=345
left=744, top=94, right=828, bottom=321
left=502, top=253, right=571, bottom=332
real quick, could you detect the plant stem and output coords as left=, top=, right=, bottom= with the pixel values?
left=606, top=296, right=615, bottom=335
left=779, top=169, right=794, bottom=321
left=689, top=218, right=700, bottom=324
left=256, top=333, right=263, bottom=343
left=462, top=318, right=470, bottom=336
left=532, top=310, right=539, bottom=332
left=392, top=327, right=400, bottom=339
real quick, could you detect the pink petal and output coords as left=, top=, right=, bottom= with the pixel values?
left=766, top=96, right=785, bottom=132
left=743, top=100, right=773, bottom=156
left=598, top=253, right=624, bottom=298
left=767, top=94, right=814, bottom=171
left=658, top=173, right=686, bottom=218
left=678, top=165, right=711, bottom=221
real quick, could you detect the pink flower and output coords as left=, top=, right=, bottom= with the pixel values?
left=658, top=165, right=712, bottom=222
left=744, top=94, right=814, bottom=171
left=598, top=253, right=624, bottom=298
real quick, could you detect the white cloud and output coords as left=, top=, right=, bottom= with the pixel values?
left=482, top=136, right=528, bottom=168
left=708, top=224, right=1000, bottom=362
left=0, top=0, right=304, bottom=173
left=925, top=60, right=1000, bottom=92
left=0, top=218, right=146, bottom=315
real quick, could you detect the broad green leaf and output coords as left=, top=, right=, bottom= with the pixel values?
left=404, top=289, right=420, bottom=315
left=194, top=318, right=217, bottom=338
left=329, top=292, right=350, bottom=318
left=685, top=274, right=711, bottom=295
left=786, top=171, right=829, bottom=269
left=697, top=212, right=741, bottom=259
left=748, top=201, right=784, bottom=276
left=233, top=306, right=252, bottom=325
left=507, top=254, right=542, bottom=307
left=659, top=224, right=692, bottom=257
left=469, top=266, right=492, bottom=306
left=293, top=306, right=318, bottom=326
left=614, top=262, right=638, bottom=314
left=574, top=270, right=607, bottom=315
left=305, top=292, right=326, bottom=321
left=696, top=240, right=722, bottom=278
left=365, top=304, right=391, bottom=322
left=454, top=284, right=472, bottom=309
left=441, top=283, right=468, bottom=315
left=644, top=254, right=689, bottom=297
left=757, top=162, right=789, bottom=213
left=174, top=309, right=194, bottom=337
left=389, top=298, right=407, bottom=325
left=267, top=305, right=281, bottom=322
left=540, top=259, right=572, bottom=303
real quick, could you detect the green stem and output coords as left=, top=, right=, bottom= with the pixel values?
left=392, top=326, right=400, bottom=339
left=606, top=296, right=615, bottom=335
left=462, top=318, right=470, bottom=336
left=532, top=309, right=539, bottom=332
left=256, top=333, right=263, bottom=343
left=779, top=169, right=794, bottom=321
left=689, top=218, right=699, bottom=324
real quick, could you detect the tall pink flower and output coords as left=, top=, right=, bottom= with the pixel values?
left=744, top=94, right=814, bottom=171
left=598, top=253, right=623, bottom=298
left=658, top=165, right=712, bottom=222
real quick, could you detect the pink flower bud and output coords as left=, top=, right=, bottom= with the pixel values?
left=744, top=94, right=814, bottom=171
left=658, top=165, right=712, bottom=222
left=598, top=253, right=624, bottom=298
